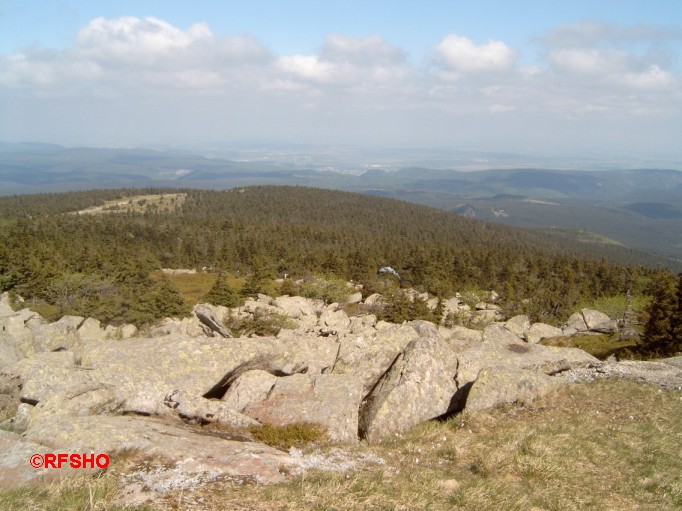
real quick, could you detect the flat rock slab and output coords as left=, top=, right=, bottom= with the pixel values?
left=452, top=338, right=599, bottom=391
left=24, top=415, right=292, bottom=484
left=561, top=360, right=682, bottom=391
left=79, top=335, right=338, bottom=415
left=0, top=430, right=100, bottom=487
left=243, top=373, right=364, bottom=443
left=465, top=367, right=564, bottom=412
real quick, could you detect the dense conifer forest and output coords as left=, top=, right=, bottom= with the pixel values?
left=0, top=187, right=678, bottom=339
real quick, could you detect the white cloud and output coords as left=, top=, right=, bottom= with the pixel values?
left=436, top=34, right=516, bottom=73
left=320, top=34, right=406, bottom=66
left=1, top=16, right=680, bottom=155
left=75, top=16, right=212, bottom=66
left=277, top=54, right=333, bottom=82
left=621, top=65, right=674, bottom=89
left=540, top=21, right=682, bottom=49
left=548, top=48, right=631, bottom=75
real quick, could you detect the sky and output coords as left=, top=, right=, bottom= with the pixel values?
left=1, top=0, right=681, bottom=161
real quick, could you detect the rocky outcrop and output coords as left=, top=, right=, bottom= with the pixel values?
left=465, top=367, right=564, bottom=412
left=193, top=303, right=232, bottom=338
left=4, top=289, right=672, bottom=501
left=525, top=322, right=563, bottom=344
left=24, top=415, right=292, bottom=484
left=163, top=389, right=259, bottom=428
left=560, top=360, right=682, bottom=391
left=242, top=373, right=364, bottom=442
left=78, top=334, right=339, bottom=415
left=359, top=336, right=459, bottom=443
left=331, top=324, right=419, bottom=392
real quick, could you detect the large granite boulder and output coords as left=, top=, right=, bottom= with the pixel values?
left=242, top=373, right=364, bottom=443
left=525, top=323, right=563, bottom=344
left=221, top=369, right=279, bottom=412
left=78, top=334, right=338, bottom=416
left=331, top=324, right=419, bottom=392
left=359, top=336, right=459, bottom=443
left=163, top=389, right=259, bottom=428
left=504, top=315, right=531, bottom=338
left=464, top=367, right=564, bottom=412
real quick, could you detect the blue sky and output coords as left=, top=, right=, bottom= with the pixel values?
left=1, top=0, right=681, bottom=161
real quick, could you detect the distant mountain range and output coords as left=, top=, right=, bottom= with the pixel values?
left=2, top=142, right=681, bottom=261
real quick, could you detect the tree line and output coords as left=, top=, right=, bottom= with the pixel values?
left=0, top=187, right=676, bottom=344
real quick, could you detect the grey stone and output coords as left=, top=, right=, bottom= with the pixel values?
left=332, top=324, right=419, bottom=392
left=359, top=336, right=459, bottom=443
left=504, top=315, right=531, bottom=337
left=243, top=373, right=364, bottom=442
left=524, top=323, right=563, bottom=344
left=581, top=309, right=612, bottom=330
left=221, top=370, right=278, bottom=412
left=25, top=415, right=292, bottom=484
left=163, top=389, right=260, bottom=428
left=465, top=367, right=564, bottom=412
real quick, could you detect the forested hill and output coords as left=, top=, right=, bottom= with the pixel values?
left=0, top=186, right=676, bottom=325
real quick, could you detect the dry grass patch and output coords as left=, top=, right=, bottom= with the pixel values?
left=174, top=379, right=681, bottom=511
left=248, top=423, right=327, bottom=451
left=3, top=380, right=679, bottom=510
left=541, top=334, right=640, bottom=360
left=73, top=193, right=186, bottom=215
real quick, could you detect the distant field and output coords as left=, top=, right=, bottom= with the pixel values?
left=72, top=193, right=186, bottom=215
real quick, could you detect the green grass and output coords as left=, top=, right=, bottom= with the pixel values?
left=540, top=333, right=641, bottom=360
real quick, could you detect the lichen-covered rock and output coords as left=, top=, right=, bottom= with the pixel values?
left=581, top=309, right=612, bottom=330
left=79, top=334, right=338, bottom=415
left=163, top=389, right=259, bottom=428
left=24, top=415, right=292, bottom=484
left=242, top=373, right=364, bottom=442
left=221, top=369, right=278, bottom=412
left=504, top=315, right=531, bottom=337
left=482, top=324, right=522, bottom=344
left=359, top=336, right=459, bottom=443
left=464, top=367, right=563, bottom=412
left=524, top=323, right=563, bottom=344
left=331, top=324, right=419, bottom=392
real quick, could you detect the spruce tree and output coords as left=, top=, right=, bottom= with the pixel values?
left=202, top=274, right=240, bottom=307
left=671, top=273, right=682, bottom=353
left=643, top=272, right=677, bottom=355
